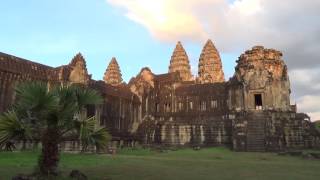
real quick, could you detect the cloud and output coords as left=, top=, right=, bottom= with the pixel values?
left=289, top=69, right=320, bottom=97
left=296, top=95, right=320, bottom=120
left=108, top=0, right=213, bottom=42
left=108, top=0, right=320, bottom=120
left=108, top=0, right=320, bottom=67
left=289, top=69, right=320, bottom=121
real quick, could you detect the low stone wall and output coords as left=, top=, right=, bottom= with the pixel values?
left=3, top=141, right=106, bottom=153
left=137, top=119, right=232, bottom=147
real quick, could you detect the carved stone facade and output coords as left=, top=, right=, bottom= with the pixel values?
left=168, top=41, right=193, bottom=81
left=68, top=53, right=90, bottom=85
left=103, top=57, right=123, bottom=86
left=0, top=40, right=318, bottom=151
left=198, top=40, right=225, bottom=83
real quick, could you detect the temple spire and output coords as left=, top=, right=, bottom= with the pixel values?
left=198, top=39, right=225, bottom=83
left=103, top=57, right=123, bottom=85
left=68, top=52, right=90, bottom=84
left=69, top=53, right=86, bottom=66
left=168, top=41, right=193, bottom=81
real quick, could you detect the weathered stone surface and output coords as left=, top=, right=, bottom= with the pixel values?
left=0, top=42, right=318, bottom=152
left=129, top=67, right=154, bottom=98
left=103, top=57, right=123, bottom=86
left=198, top=39, right=225, bottom=83
left=168, top=41, right=193, bottom=81
left=68, top=53, right=90, bottom=84
left=230, top=46, right=290, bottom=112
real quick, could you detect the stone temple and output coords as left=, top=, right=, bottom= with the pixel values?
left=0, top=40, right=319, bottom=151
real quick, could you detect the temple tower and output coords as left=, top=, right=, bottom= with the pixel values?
left=198, top=39, right=225, bottom=83
left=68, top=53, right=90, bottom=84
left=103, top=57, right=123, bottom=85
left=168, top=41, right=193, bottom=81
left=229, top=46, right=290, bottom=111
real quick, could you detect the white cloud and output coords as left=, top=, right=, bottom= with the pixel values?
left=290, top=69, right=320, bottom=121
left=230, top=0, right=262, bottom=16
left=108, top=0, right=215, bottom=42
left=289, top=69, right=320, bottom=93
left=297, top=95, right=320, bottom=120
left=308, top=112, right=320, bottom=122
left=108, top=0, right=320, bottom=56
left=108, top=0, right=320, bottom=120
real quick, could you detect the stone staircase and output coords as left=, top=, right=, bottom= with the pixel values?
left=246, top=112, right=267, bottom=152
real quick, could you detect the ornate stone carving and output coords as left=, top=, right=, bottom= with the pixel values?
left=198, top=39, right=225, bottom=83
left=69, top=53, right=90, bottom=84
left=103, top=57, right=123, bottom=86
left=235, top=46, right=286, bottom=82
left=0, top=42, right=316, bottom=152
left=129, top=67, right=154, bottom=98
left=168, top=41, right=193, bottom=81
left=231, top=46, right=291, bottom=111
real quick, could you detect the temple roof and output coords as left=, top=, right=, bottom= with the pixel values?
left=103, top=57, right=123, bottom=86
left=90, top=80, right=140, bottom=103
left=168, top=41, right=193, bottom=81
left=154, top=72, right=181, bottom=83
left=69, top=53, right=86, bottom=66
left=0, top=52, right=58, bottom=80
left=198, top=39, right=225, bottom=83
left=175, top=82, right=227, bottom=96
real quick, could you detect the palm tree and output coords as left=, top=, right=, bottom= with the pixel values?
left=76, top=116, right=111, bottom=152
left=0, top=111, right=32, bottom=150
left=0, top=82, right=110, bottom=177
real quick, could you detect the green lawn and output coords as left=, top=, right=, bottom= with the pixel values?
left=0, top=147, right=320, bottom=180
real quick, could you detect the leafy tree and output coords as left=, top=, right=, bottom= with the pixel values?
left=0, top=82, right=110, bottom=177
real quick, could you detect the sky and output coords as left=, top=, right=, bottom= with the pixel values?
left=0, top=0, right=319, bottom=120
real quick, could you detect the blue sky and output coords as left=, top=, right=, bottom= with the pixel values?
left=0, top=0, right=237, bottom=81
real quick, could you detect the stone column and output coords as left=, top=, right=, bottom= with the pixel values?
left=0, top=72, right=5, bottom=112
left=95, top=104, right=102, bottom=125
left=4, top=72, right=13, bottom=111
left=0, top=72, right=9, bottom=112
left=119, top=98, right=122, bottom=130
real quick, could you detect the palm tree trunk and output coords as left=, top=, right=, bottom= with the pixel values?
left=38, top=127, right=60, bottom=176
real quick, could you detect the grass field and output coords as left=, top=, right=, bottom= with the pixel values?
left=0, top=147, right=320, bottom=180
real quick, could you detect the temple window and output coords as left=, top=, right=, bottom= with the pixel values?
left=211, top=100, right=218, bottom=108
left=178, top=102, right=183, bottom=111
left=189, top=101, right=193, bottom=110
left=200, top=101, right=206, bottom=111
left=164, top=103, right=171, bottom=112
left=146, top=97, right=149, bottom=113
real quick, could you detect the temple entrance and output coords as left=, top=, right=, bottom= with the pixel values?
left=254, top=94, right=263, bottom=110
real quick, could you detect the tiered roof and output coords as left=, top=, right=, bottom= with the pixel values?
left=198, top=39, right=225, bottom=83
left=103, top=57, right=123, bottom=85
left=168, top=41, right=193, bottom=81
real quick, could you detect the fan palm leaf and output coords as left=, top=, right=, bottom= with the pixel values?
left=74, top=86, right=103, bottom=111
left=14, top=82, right=58, bottom=122
left=90, top=127, right=111, bottom=151
left=0, top=111, right=32, bottom=148
left=79, top=116, right=110, bottom=151
left=0, top=82, right=109, bottom=176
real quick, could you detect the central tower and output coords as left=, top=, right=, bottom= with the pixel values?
left=103, top=57, right=123, bottom=85
left=168, top=41, right=193, bottom=81
left=198, top=39, right=225, bottom=83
